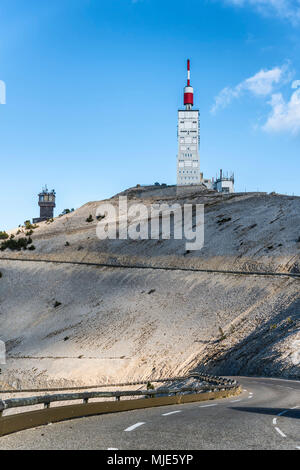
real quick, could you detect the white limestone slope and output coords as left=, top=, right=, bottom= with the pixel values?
left=0, top=188, right=299, bottom=388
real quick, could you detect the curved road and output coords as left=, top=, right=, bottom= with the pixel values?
left=0, top=377, right=299, bottom=450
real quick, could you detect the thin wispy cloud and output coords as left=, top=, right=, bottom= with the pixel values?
left=263, top=81, right=300, bottom=134
left=219, top=0, right=300, bottom=25
left=211, top=65, right=289, bottom=114
left=212, top=65, right=300, bottom=135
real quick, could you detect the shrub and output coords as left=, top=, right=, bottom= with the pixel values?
left=86, top=214, right=93, bottom=223
left=26, top=230, right=33, bottom=236
left=0, top=231, right=9, bottom=240
left=28, top=245, right=36, bottom=250
left=24, top=221, right=38, bottom=230
left=54, top=301, right=62, bottom=308
left=0, top=237, right=33, bottom=251
left=65, top=241, right=70, bottom=246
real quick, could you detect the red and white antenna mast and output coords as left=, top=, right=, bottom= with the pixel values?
left=184, top=59, right=194, bottom=109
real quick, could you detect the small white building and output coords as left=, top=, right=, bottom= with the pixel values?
left=213, top=169, right=235, bottom=193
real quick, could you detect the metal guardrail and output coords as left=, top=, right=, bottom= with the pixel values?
left=0, top=374, right=236, bottom=394
left=0, top=374, right=237, bottom=414
left=0, top=374, right=240, bottom=437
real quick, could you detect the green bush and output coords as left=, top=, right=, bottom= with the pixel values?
left=86, top=214, right=93, bottom=223
left=0, top=237, right=33, bottom=251
left=24, top=221, right=38, bottom=230
left=0, top=231, right=9, bottom=240
left=147, top=381, right=154, bottom=390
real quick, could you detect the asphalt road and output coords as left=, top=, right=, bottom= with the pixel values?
left=0, top=377, right=299, bottom=450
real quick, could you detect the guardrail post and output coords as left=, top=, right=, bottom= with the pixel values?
left=115, top=395, right=120, bottom=401
left=83, top=398, right=89, bottom=404
left=44, top=402, right=50, bottom=409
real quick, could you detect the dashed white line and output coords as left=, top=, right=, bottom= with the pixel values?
left=162, top=410, right=182, bottom=416
left=273, top=418, right=277, bottom=425
left=275, top=427, right=286, bottom=438
left=296, top=446, right=300, bottom=450
left=199, top=404, right=217, bottom=408
left=230, top=399, right=242, bottom=403
left=124, top=422, right=145, bottom=432
left=108, top=448, right=118, bottom=450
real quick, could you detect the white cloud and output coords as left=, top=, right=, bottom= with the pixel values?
left=211, top=65, right=288, bottom=113
left=263, top=81, right=300, bottom=134
left=220, top=0, right=300, bottom=24
left=244, top=67, right=284, bottom=94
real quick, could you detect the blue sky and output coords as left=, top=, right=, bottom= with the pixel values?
left=0, top=0, right=299, bottom=230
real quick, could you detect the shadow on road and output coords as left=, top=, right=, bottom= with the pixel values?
left=229, top=407, right=300, bottom=419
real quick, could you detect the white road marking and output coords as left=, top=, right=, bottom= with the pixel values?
left=275, top=427, right=286, bottom=438
left=243, top=389, right=247, bottom=392
left=124, top=422, right=145, bottom=432
left=230, top=399, right=242, bottom=402
left=278, top=410, right=288, bottom=416
left=108, top=448, right=118, bottom=450
left=162, top=410, right=182, bottom=416
left=273, top=418, right=277, bottom=425
left=248, top=396, right=253, bottom=399
left=199, top=404, right=217, bottom=408
left=296, top=446, right=300, bottom=450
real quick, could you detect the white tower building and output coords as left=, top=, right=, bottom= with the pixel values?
left=177, top=60, right=200, bottom=186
